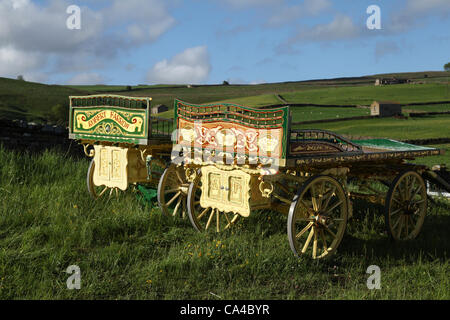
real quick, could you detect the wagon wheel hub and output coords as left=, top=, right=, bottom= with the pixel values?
left=385, top=170, right=427, bottom=241
left=179, top=184, right=190, bottom=195
left=403, top=202, right=416, bottom=215
left=312, top=214, right=330, bottom=227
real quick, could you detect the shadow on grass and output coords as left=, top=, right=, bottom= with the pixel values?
left=338, top=201, right=450, bottom=263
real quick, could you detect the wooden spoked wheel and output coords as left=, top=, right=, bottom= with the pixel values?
left=287, top=175, right=348, bottom=259
left=157, top=164, right=189, bottom=217
left=187, top=173, right=240, bottom=232
left=385, top=170, right=427, bottom=241
left=86, top=159, right=124, bottom=199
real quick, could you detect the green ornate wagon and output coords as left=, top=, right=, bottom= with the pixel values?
left=166, top=99, right=447, bottom=259
left=68, top=94, right=180, bottom=203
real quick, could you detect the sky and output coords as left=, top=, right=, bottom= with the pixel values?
left=0, top=0, right=449, bottom=85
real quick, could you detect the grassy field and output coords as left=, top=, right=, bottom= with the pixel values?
left=403, top=104, right=450, bottom=114
left=1, top=71, right=449, bottom=123
left=291, top=106, right=370, bottom=122
left=0, top=147, right=449, bottom=299
left=219, top=83, right=450, bottom=107
left=294, top=115, right=450, bottom=141
left=410, top=144, right=450, bottom=167
left=0, top=78, right=90, bottom=122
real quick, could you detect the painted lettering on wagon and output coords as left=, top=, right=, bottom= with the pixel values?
left=87, top=111, right=106, bottom=128
left=109, top=111, right=130, bottom=130
left=76, top=110, right=144, bottom=133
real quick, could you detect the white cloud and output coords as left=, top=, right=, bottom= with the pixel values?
left=67, top=72, right=104, bottom=85
left=105, top=0, right=175, bottom=44
left=267, top=0, right=332, bottom=27
left=390, top=0, right=450, bottom=32
left=0, top=0, right=103, bottom=54
left=0, top=0, right=175, bottom=81
left=0, top=46, right=44, bottom=78
left=147, top=46, right=211, bottom=84
left=220, top=0, right=283, bottom=9
left=375, top=41, right=401, bottom=62
left=291, top=15, right=360, bottom=42
left=406, top=0, right=450, bottom=13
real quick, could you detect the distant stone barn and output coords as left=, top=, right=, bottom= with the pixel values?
left=370, top=101, right=402, bottom=117
left=151, top=104, right=169, bottom=114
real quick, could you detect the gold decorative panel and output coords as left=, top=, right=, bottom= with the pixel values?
left=93, top=145, right=128, bottom=190
left=228, top=176, right=244, bottom=204
left=200, top=166, right=252, bottom=217
left=208, top=173, right=222, bottom=201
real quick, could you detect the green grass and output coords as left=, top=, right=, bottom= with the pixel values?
left=281, top=83, right=450, bottom=106
left=403, top=104, right=450, bottom=113
left=294, top=115, right=450, bottom=142
left=290, top=107, right=369, bottom=122
left=0, top=147, right=449, bottom=299
left=410, top=144, right=450, bottom=167
left=0, top=78, right=90, bottom=122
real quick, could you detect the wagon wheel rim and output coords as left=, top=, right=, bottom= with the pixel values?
left=187, top=173, right=239, bottom=232
left=287, top=175, right=348, bottom=259
left=87, top=159, right=124, bottom=199
left=157, top=164, right=189, bottom=217
left=385, top=170, right=427, bottom=241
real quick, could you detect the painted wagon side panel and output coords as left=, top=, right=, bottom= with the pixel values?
left=69, top=95, right=151, bottom=145
left=173, top=99, right=290, bottom=166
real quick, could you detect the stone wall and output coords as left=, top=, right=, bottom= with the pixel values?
left=0, top=118, right=83, bottom=155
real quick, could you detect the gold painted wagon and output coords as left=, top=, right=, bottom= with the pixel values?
left=68, top=94, right=182, bottom=205
left=165, top=100, right=446, bottom=259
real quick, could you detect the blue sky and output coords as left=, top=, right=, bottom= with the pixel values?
left=0, top=0, right=449, bottom=85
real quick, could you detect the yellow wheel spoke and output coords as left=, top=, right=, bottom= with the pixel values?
left=301, top=227, right=315, bottom=254
left=223, top=212, right=231, bottom=229
left=166, top=191, right=181, bottom=206
left=172, top=198, right=182, bottom=217
left=312, top=228, right=318, bottom=259
left=205, top=209, right=215, bottom=230
left=197, top=207, right=210, bottom=221
left=296, top=222, right=313, bottom=239
left=392, top=215, right=402, bottom=230
left=175, top=168, right=184, bottom=184
left=323, top=225, right=337, bottom=239
left=411, top=199, right=425, bottom=205
left=391, top=196, right=402, bottom=205
left=321, top=186, right=336, bottom=213
left=98, top=186, right=109, bottom=198
left=164, top=188, right=179, bottom=194
left=324, top=200, right=343, bottom=215
left=216, top=210, right=220, bottom=233
left=410, top=184, right=423, bottom=200
left=225, top=213, right=239, bottom=229
left=390, top=207, right=403, bottom=216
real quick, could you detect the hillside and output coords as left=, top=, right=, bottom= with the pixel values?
left=0, top=71, right=449, bottom=123
left=0, top=77, right=90, bottom=122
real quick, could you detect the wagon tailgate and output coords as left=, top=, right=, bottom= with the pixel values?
left=68, top=95, right=150, bottom=145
